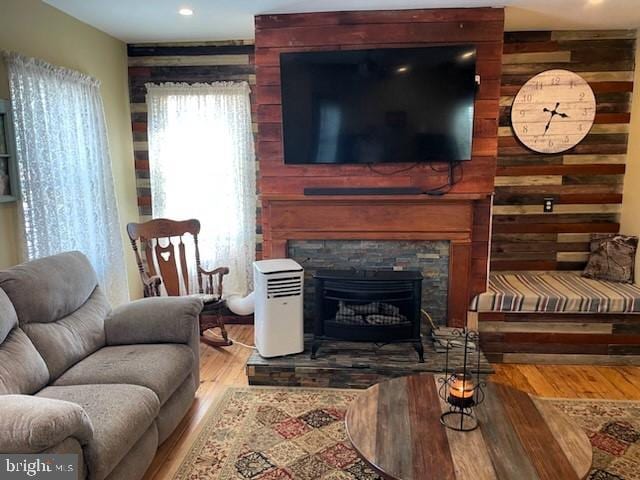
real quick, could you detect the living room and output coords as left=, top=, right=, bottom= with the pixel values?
left=1, top=0, right=640, bottom=478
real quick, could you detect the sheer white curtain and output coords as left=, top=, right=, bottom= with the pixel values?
left=5, top=53, right=128, bottom=305
left=146, top=82, right=256, bottom=296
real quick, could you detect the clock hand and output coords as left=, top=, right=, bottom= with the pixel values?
left=554, top=102, right=570, bottom=119
left=542, top=104, right=558, bottom=135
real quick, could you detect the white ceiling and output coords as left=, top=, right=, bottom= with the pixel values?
left=44, top=0, right=640, bottom=43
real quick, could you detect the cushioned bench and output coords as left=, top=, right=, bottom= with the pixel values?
left=472, top=271, right=640, bottom=314
left=471, top=271, right=640, bottom=365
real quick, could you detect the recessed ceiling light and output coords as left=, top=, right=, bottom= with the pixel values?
left=588, top=0, right=604, bottom=4
left=179, top=7, right=194, bottom=16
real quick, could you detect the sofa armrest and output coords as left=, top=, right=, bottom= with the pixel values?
left=104, top=296, right=203, bottom=346
left=104, top=296, right=203, bottom=388
left=0, top=395, right=93, bottom=453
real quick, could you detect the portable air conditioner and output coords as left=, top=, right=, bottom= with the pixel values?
left=253, top=259, right=304, bottom=358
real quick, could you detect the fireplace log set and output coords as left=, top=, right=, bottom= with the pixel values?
left=312, top=269, right=424, bottom=362
left=336, top=301, right=409, bottom=326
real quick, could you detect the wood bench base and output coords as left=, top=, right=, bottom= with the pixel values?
left=478, top=312, right=640, bottom=365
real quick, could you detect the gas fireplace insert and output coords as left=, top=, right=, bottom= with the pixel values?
left=311, top=269, right=424, bottom=362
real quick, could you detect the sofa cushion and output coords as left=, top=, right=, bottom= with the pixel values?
left=471, top=271, right=640, bottom=313
left=0, top=252, right=110, bottom=380
left=53, top=344, right=194, bottom=404
left=0, top=328, right=50, bottom=394
left=21, top=287, right=111, bottom=380
left=0, top=288, right=17, bottom=343
left=0, top=287, right=49, bottom=394
left=0, top=251, right=100, bottom=325
left=37, top=384, right=160, bottom=480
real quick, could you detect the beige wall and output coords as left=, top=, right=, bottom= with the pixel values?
left=0, top=0, right=142, bottom=298
left=621, top=28, right=640, bottom=280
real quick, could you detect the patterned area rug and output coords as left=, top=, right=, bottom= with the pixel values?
left=174, top=387, right=640, bottom=480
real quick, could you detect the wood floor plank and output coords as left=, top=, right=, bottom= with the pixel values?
left=515, top=365, right=558, bottom=397
left=616, top=366, right=640, bottom=394
left=593, top=366, right=640, bottom=399
left=490, top=363, right=536, bottom=393
left=546, top=366, right=618, bottom=399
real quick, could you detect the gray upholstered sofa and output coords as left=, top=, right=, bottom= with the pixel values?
left=0, top=251, right=203, bottom=480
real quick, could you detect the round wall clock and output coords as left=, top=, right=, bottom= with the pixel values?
left=511, top=69, right=596, bottom=154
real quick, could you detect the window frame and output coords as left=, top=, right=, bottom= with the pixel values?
left=0, top=98, right=19, bottom=203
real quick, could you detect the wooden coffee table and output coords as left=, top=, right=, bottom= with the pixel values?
left=345, top=374, right=592, bottom=480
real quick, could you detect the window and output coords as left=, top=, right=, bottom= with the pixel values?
left=145, top=82, right=256, bottom=295
left=5, top=53, right=128, bottom=304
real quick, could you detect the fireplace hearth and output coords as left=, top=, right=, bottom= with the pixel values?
left=312, top=269, right=424, bottom=362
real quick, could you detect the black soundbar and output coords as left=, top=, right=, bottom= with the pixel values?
left=304, top=187, right=423, bottom=196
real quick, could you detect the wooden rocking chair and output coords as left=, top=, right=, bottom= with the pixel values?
left=126, top=218, right=233, bottom=347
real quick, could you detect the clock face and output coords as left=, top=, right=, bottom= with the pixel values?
left=511, top=69, right=596, bottom=154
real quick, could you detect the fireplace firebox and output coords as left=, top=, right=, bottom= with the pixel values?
left=312, top=269, right=424, bottom=362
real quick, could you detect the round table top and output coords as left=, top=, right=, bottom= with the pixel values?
left=345, top=373, right=592, bottom=480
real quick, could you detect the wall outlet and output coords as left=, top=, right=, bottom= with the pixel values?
left=543, top=197, right=554, bottom=213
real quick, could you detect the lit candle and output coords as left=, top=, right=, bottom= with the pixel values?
left=448, top=373, right=475, bottom=408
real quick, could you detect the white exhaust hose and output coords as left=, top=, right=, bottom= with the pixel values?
left=226, top=291, right=255, bottom=316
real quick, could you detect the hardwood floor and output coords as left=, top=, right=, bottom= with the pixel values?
left=144, top=325, right=640, bottom=480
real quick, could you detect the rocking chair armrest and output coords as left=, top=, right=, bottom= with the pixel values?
left=143, top=274, right=162, bottom=286
left=139, top=273, right=162, bottom=297
left=198, top=266, right=230, bottom=276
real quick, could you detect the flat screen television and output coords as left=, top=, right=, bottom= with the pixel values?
left=280, top=45, right=477, bottom=165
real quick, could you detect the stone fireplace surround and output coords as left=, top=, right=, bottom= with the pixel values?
left=288, top=239, right=449, bottom=332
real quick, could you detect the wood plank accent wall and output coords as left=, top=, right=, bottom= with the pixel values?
left=255, top=8, right=505, bottom=321
left=493, top=30, right=636, bottom=271
left=125, top=40, right=263, bottom=258
left=254, top=8, right=503, bottom=197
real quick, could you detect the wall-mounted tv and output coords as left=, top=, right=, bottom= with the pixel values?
left=280, top=45, right=477, bottom=165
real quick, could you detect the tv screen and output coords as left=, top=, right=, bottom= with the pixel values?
left=280, top=46, right=477, bottom=165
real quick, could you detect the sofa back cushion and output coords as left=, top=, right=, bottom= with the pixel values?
left=0, top=288, right=49, bottom=394
left=0, top=252, right=110, bottom=380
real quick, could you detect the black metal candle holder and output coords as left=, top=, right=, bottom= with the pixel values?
left=437, top=329, right=486, bottom=432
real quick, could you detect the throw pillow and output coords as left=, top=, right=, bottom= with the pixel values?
left=582, top=234, right=638, bottom=283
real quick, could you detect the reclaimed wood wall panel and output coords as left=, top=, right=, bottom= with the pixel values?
left=126, top=40, right=263, bottom=258
left=255, top=8, right=505, bottom=318
left=493, top=30, right=636, bottom=271
left=479, top=312, right=640, bottom=364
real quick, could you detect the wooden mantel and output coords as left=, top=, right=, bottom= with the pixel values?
left=262, top=194, right=489, bottom=327
left=255, top=7, right=504, bottom=327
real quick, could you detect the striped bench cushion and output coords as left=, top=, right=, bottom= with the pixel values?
left=471, top=272, right=640, bottom=313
